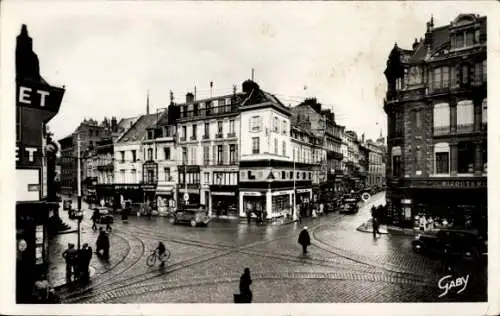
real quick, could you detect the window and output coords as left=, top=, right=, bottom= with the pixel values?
left=204, top=172, right=210, bottom=185
left=146, top=169, right=155, bottom=184
left=482, top=99, right=487, bottom=125
left=217, top=121, right=223, bottom=135
left=250, top=116, right=262, bottom=132
left=120, top=169, right=125, bottom=183
left=274, top=138, right=278, bottom=154
left=433, top=103, right=450, bottom=135
left=193, top=103, right=199, bottom=116
left=192, top=124, right=197, bottom=140
left=181, top=126, right=187, bottom=139
left=147, top=148, right=153, bottom=161
left=132, top=150, right=137, bottom=162
left=120, top=151, right=125, bottom=163
left=229, top=144, right=236, bottom=164
left=164, top=147, right=171, bottom=160
left=229, top=120, right=235, bottom=134
left=434, top=143, right=450, bottom=175
left=482, top=142, right=487, bottom=173
left=282, top=120, right=287, bottom=135
left=219, top=99, right=225, bottom=107
left=483, top=60, right=487, bottom=83
left=391, top=146, right=402, bottom=177
left=289, top=171, right=293, bottom=179
left=433, top=67, right=449, bottom=89
left=252, top=137, right=260, bottom=154
left=281, top=171, right=286, bottom=179
left=282, top=141, right=286, bottom=156
left=394, top=112, right=403, bottom=137
left=203, top=146, right=210, bottom=165
left=273, top=117, right=279, bottom=132
left=461, top=64, right=469, bottom=85
left=217, top=145, right=223, bottom=165
left=457, top=142, right=474, bottom=174
left=415, top=110, right=421, bottom=129
left=182, top=147, right=187, bottom=165
left=473, top=62, right=483, bottom=86
left=164, top=167, right=171, bottom=181
left=457, top=100, right=474, bottom=133
left=204, top=123, right=210, bottom=138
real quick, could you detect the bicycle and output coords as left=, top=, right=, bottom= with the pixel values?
left=146, top=248, right=171, bottom=267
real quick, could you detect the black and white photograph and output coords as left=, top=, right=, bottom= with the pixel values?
left=1, top=1, right=498, bottom=315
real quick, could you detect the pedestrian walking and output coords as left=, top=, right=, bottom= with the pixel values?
left=298, top=226, right=311, bottom=255
left=62, top=243, right=77, bottom=282
left=239, top=268, right=253, bottom=303
left=96, top=227, right=110, bottom=260
left=372, top=216, right=381, bottom=238
left=91, top=209, right=99, bottom=231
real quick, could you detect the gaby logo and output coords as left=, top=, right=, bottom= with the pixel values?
left=438, top=274, right=469, bottom=298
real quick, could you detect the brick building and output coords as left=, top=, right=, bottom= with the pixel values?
left=383, top=14, right=487, bottom=232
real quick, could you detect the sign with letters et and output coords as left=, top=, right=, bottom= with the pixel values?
left=17, top=80, right=65, bottom=114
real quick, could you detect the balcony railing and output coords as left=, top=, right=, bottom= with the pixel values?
left=216, top=133, right=223, bottom=139
left=180, top=105, right=237, bottom=119
left=456, top=123, right=474, bottom=134
left=190, top=136, right=197, bottom=140
left=202, top=134, right=210, bottom=139
left=433, top=126, right=449, bottom=136
left=227, top=132, right=236, bottom=138
left=180, top=136, right=186, bottom=141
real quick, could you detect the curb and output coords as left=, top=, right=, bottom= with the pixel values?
left=356, top=223, right=416, bottom=236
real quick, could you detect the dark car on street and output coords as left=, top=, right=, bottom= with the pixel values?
left=169, top=206, right=211, bottom=227
left=339, top=194, right=359, bottom=214
left=412, top=228, right=487, bottom=261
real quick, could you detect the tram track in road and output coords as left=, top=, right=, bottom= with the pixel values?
left=63, top=222, right=328, bottom=303
left=88, top=270, right=436, bottom=304
left=60, top=232, right=145, bottom=300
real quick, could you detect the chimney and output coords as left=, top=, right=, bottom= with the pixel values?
left=412, top=38, right=419, bottom=51
left=186, top=92, right=194, bottom=104
left=146, top=91, right=150, bottom=115
left=111, top=116, right=118, bottom=132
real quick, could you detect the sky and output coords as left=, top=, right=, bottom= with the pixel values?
left=2, top=1, right=493, bottom=142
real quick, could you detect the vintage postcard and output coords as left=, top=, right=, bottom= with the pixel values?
left=0, top=1, right=498, bottom=315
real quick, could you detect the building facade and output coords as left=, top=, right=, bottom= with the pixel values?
left=143, top=104, right=179, bottom=215
left=175, top=91, right=245, bottom=217
left=58, top=118, right=113, bottom=196
left=365, top=139, right=385, bottom=188
left=383, top=14, right=487, bottom=232
left=15, top=25, right=65, bottom=302
left=238, top=80, right=316, bottom=220
left=114, top=114, right=159, bottom=207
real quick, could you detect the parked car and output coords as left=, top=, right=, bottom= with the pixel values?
left=93, top=206, right=114, bottom=224
left=339, top=194, right=359, bottom=214
left=170, top=207, right=210, bottom=227
left=412, top=228, right=487, bottom=261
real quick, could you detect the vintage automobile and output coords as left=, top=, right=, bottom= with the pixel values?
left=169, top=206, right=210, bottom=227
left=92, top=206, right=114, bottom=224
left=339, top=194, right=359, bottom=214
left=412, top=228, right=487, bottom=261
left=63, top=200, right=72, bottom=211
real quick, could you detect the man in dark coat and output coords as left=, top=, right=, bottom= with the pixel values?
left=78, top=243, right=92, bottom=282
left=91, top=209, right=99, bottom=231
left=62, top=243, right=77, bottom=282
left=239, top=268, right=253, bottom=303
left=298, top=226, right=311, bottom=255
left=96, top=228, right=110, bottom=260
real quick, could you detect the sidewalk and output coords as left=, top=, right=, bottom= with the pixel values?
left=48, top=206, right=129, bottom=289
left=356, top=219, right=417, bottom=236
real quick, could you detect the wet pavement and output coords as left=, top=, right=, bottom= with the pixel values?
left=49, top=192, right=487, bottom=303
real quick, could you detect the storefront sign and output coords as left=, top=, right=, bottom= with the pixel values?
left=272, top=191, right=292, bottom=196
left=16, top=145, right=42, bottom=166
left=408, top=179, right=487, bottom=189
left=17, top=81, right=65, bottom=114
left=242, top=192, right=263, bottom=197
left=211, top=192, right=235, bottom=196
left=115, top=185, right=140, bottom=190
left=296, top=189, right=311, bottom=193
left=401, top=199, right=412, bottom=204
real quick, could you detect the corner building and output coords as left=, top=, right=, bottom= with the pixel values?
left=384, top=14, right=487, bottom=232
left=238, top=80, right=315, bottom=220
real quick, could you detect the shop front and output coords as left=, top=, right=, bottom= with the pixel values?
left=115, top=184, right=143, bottom=206
left=210, top=185, right=239, bottom=218
left=240, top=191, right=266, bottom=219
left=156, top=185, right=176, bottom=216
left=296, top=188, right=313, bottom=205
left=95, top=184, right=116, bottom=208
left=388, top=178, right=487, bottom=234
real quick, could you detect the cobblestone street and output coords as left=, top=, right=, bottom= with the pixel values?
left=50, top=192, right=487, bottom=303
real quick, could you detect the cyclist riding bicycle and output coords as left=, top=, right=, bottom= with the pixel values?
left=155, top=242, right=167, bottom=267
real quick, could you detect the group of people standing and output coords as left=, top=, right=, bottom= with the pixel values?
left=61, top=242, right=93, bottom=284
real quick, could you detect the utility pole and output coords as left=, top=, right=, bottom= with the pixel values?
left=293, top=148, right=297, bottom=221
left=76, top=133, right=83, bottom=249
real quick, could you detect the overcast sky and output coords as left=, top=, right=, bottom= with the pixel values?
left=2, top=1, right=492, bottom=142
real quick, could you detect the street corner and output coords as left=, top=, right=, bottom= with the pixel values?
left=357, top=220, right=389, bottom=234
